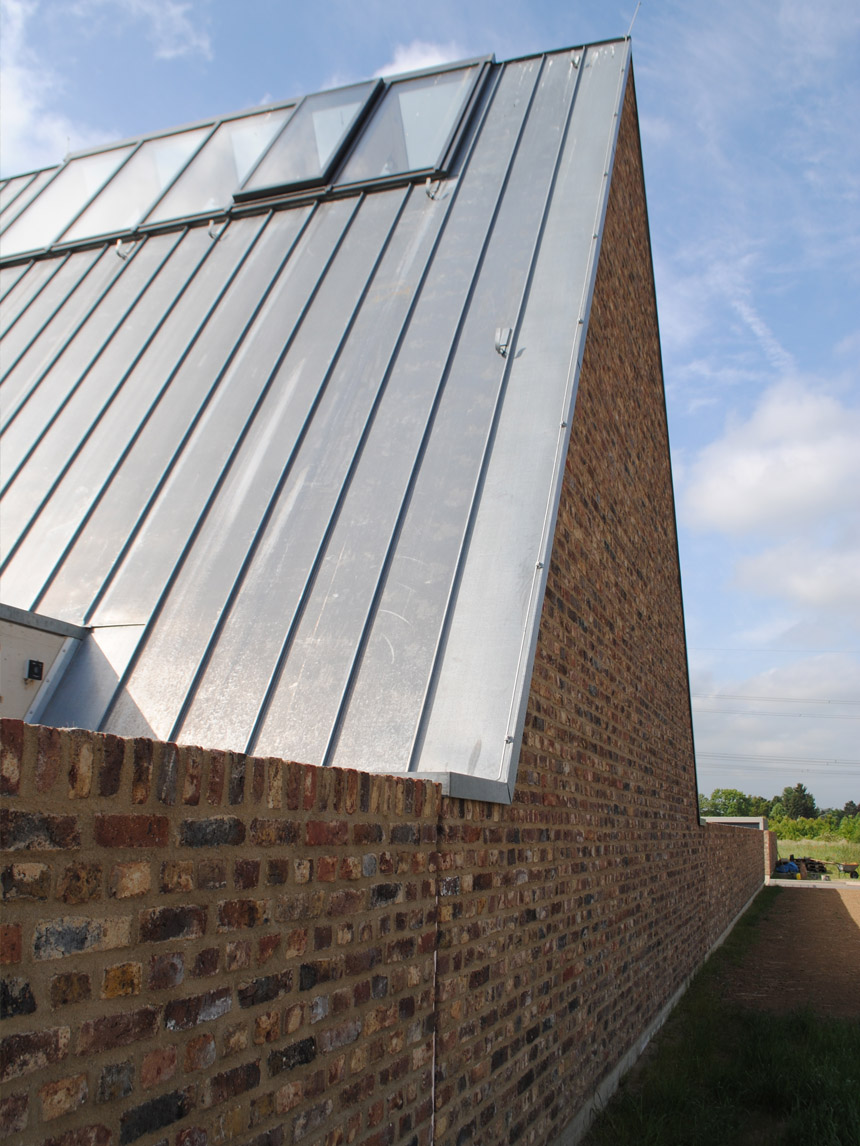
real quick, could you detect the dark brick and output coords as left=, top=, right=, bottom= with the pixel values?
left=50, top=972, right=91, bottom=1008
left=0, top=977, right=36, bottom=1018
left=0, top=810, right=79, bottom=851
left=94, top=814, right=168, bottom=848
left=148, top=952, right=185, bottom=990
left=119, top=1087, right=194, bottom=1144
left=0, top=720, right=23, bottom=796
left=157, top=746, right=178, bottom=804
left=164, top=987, right=231, bottom=1031
left=139, top=905, right=206, bottom=943
left=370, top=882, right=401, bottom=908
left=96, top=1060, right=134, bottom=1103
left=234, top=859, right=260, bottom=889
left=0, top=1090, right=28, bottom=1136
left=0, top=1026, right=69, bottom=1082
left=390, top=824, right=420, bottom=844
left=197, top=860, right=226, bottom=889
left=201, top=1060, right=260, bottom=1108
left=98, top=735, right=125, bottom=796
left=77, top=1007, right=159, bottom=1054
left=267, top=1036, right=316, bottom=1077
left=228, top=757, right=246, bottom=805
left=191, top=948, right=219, bottom=978
left=237, top=970, right=292, bottom=1009
left=305, top=820, right=348, bottom=846
left=179, top=817, right=246, bottom=847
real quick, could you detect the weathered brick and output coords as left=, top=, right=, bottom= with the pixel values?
left=164, top=986, right=231, bottom=1031
left=148, top=951, right=185, bottom=990
left=293, top=1099, right=333, bottom=1142
left=141, top=1045, right=177, bottom=1089
left=94, top=813, right=168, bottom=848
left=77, top=1006, right=159, bottom=1054
left=0, top=1090, right=28, bottom=1136
left=0, top=1026, right=69, bottom=1082
left=110, top=861, right=151, bottom=899
left=179, top=817, right=245, bottom=847
left=96, top=1060, right=134, bottom=1103
left=139, top=905, right=206, bottom=943
left=131, top=739, right=153, bottom=804
left=319, top=1019, right=361, bottom=1052
left=157, top=745, right=178, bottom=804
left=119, top=1087, right=194, bottom=1145
left=50, top=972, right=91, bottom=1008
left=184, top=1033, right=216, bottom=1072
left=217, top=898, right=270, bottom=930
left=181, top=747, right=204, bottom=805
left=34, top=725, right=62, bottom=793
left=1, top=861, right=51, bottom=900
left=237, top=970, right=292, bottom=1009
left=249, top=819, right=298, bottom=847
left=0, top=720, right=23, bottom=796
left=268, top=1036, right=316, bottom=1077
left=57, top=861, right=102, bottom=904
left=160, top=860, right=194, bottom=893
left=177, top=1128, right=208, bottom=1146
left=191, top=948, right=219, bottom=978
left=42, top=1124, right=112, bottom=1146
left=257, top=934, right=281, bottom=965
left=225, top=940, right=251, bottom=970
left=0, top=976, right=36, bottom=1017
left=197, top=860, right=226, bottom=889
left=40, top=1073, right=88, bottom=1121
left=33, top=916, right=131, bottom=960
left=0, top=809, right=79, bottom=851
left=67, top=738, right=93, bottom=798
left=254, top=1010, right=281, bottom=1043
left=102, top=960, right=142, bottom=998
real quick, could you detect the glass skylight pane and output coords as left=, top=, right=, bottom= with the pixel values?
left=0, top=174, right=35, bottom=213
left=240, top=82, right=376, bottom=196
left=0, top=149, right=133, bottom=257
left=146, top=108, right=292, bottom=224
left=338, top=67, right=475, bottom=184
left=0, top=168, right=57, bottom=229
left=62, top=128, right=210, bottom=243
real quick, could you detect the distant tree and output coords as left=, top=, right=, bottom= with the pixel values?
left=844, top=800, right=858, bottom=818
left=780, top=783, right=817, bottom=820
left=749, top=796, right=771, bottom=817
left=769, top=801, right=785, bottom=819
left=700, top=788, right=751, bottom=817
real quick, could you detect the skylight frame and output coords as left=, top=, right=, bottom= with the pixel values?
left=330, top=56, right=493, bottom=193
left=233, top=79, right=384, bottom=202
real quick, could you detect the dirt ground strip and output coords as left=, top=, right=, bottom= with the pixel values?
left=720, top=885, right=860, bottom=1019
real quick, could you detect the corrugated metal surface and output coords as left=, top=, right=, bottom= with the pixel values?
left=0, top=42, right=629, bottom=797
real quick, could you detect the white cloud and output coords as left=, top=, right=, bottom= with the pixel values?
left=73, top=0, right=212, bottom=60
left=737, top=540, right=860, bottom=619
left=0, top=0, right=113, bottom=175
left=682, top=381, right=860, bottom=536
left=374, top=40, right=466, bottom=77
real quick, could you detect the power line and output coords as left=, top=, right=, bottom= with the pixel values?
left=697, top=751, right=860, bottom=765
left=689, top=647, right=859, bottom=654
left=692, top=693, right=860, bottom=706
left=694, top=709, right=859, bottom=720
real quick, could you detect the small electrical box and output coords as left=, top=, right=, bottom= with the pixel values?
left=26, top=659, right=44, bottom=681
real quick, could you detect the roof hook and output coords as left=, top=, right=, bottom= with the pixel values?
left=425, top=177, right=452, bottom=202
left=495, top=327, right=512, bottom=358
left=208, top=219, right=226, bottom=241
left=115, top=238, right=134, bottom=260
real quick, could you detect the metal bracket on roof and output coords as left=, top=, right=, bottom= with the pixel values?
left=425, top=177, right=453, bottom=202
left=115, top=238, right=135, bottom=260
left=571, top=53, right=581, bottom=68
left=208, top=219, right=227, bottom=241
left=494, top=326, right=512, bottom=358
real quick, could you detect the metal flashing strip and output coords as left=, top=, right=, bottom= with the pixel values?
left=0, top=602, right=89, bottom=640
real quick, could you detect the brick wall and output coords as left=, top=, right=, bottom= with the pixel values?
left=1, top=722, right=440, bottom=1146
left=1, top=70, right=774, bottom=1146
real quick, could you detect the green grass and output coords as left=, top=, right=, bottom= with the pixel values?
left=776, top=838, right=859, bottom=876
left=581, top=888, right=860, bottom=1146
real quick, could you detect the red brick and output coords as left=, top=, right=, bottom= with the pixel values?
left=217, top=899, right=270, bottom=930
left=50, top=971, right=91, bottom=1008
left=42, top=1125, right=112, bottom=1146
left=305, top=821, right=348, bottom=847
left=0, top=923, right=21, bottom=964
left=94, top=813, right=168, bottom=847
left=0, top=719, right=22, bottom=796
left=0, top=1090, right=28, bottom=1136
left=184, top=1033, right=216, bottom=1072
left=141, top=1045, right=177, bottom=1089
left=57, top=861, right=102, bottom=904
left=148, top=951, right=185, bottom=990
left=139, top=905, right=206, bottom=942
left=1, top=861, right=51, bottom=900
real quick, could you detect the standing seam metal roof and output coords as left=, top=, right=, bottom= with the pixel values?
left=0, top=41, right=630, bottom=801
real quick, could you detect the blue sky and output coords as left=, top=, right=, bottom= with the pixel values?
left=2, top=0, right=858, bottom=809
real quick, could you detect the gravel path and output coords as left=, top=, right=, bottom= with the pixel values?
left=720, top=884, right=860, bottom=1019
